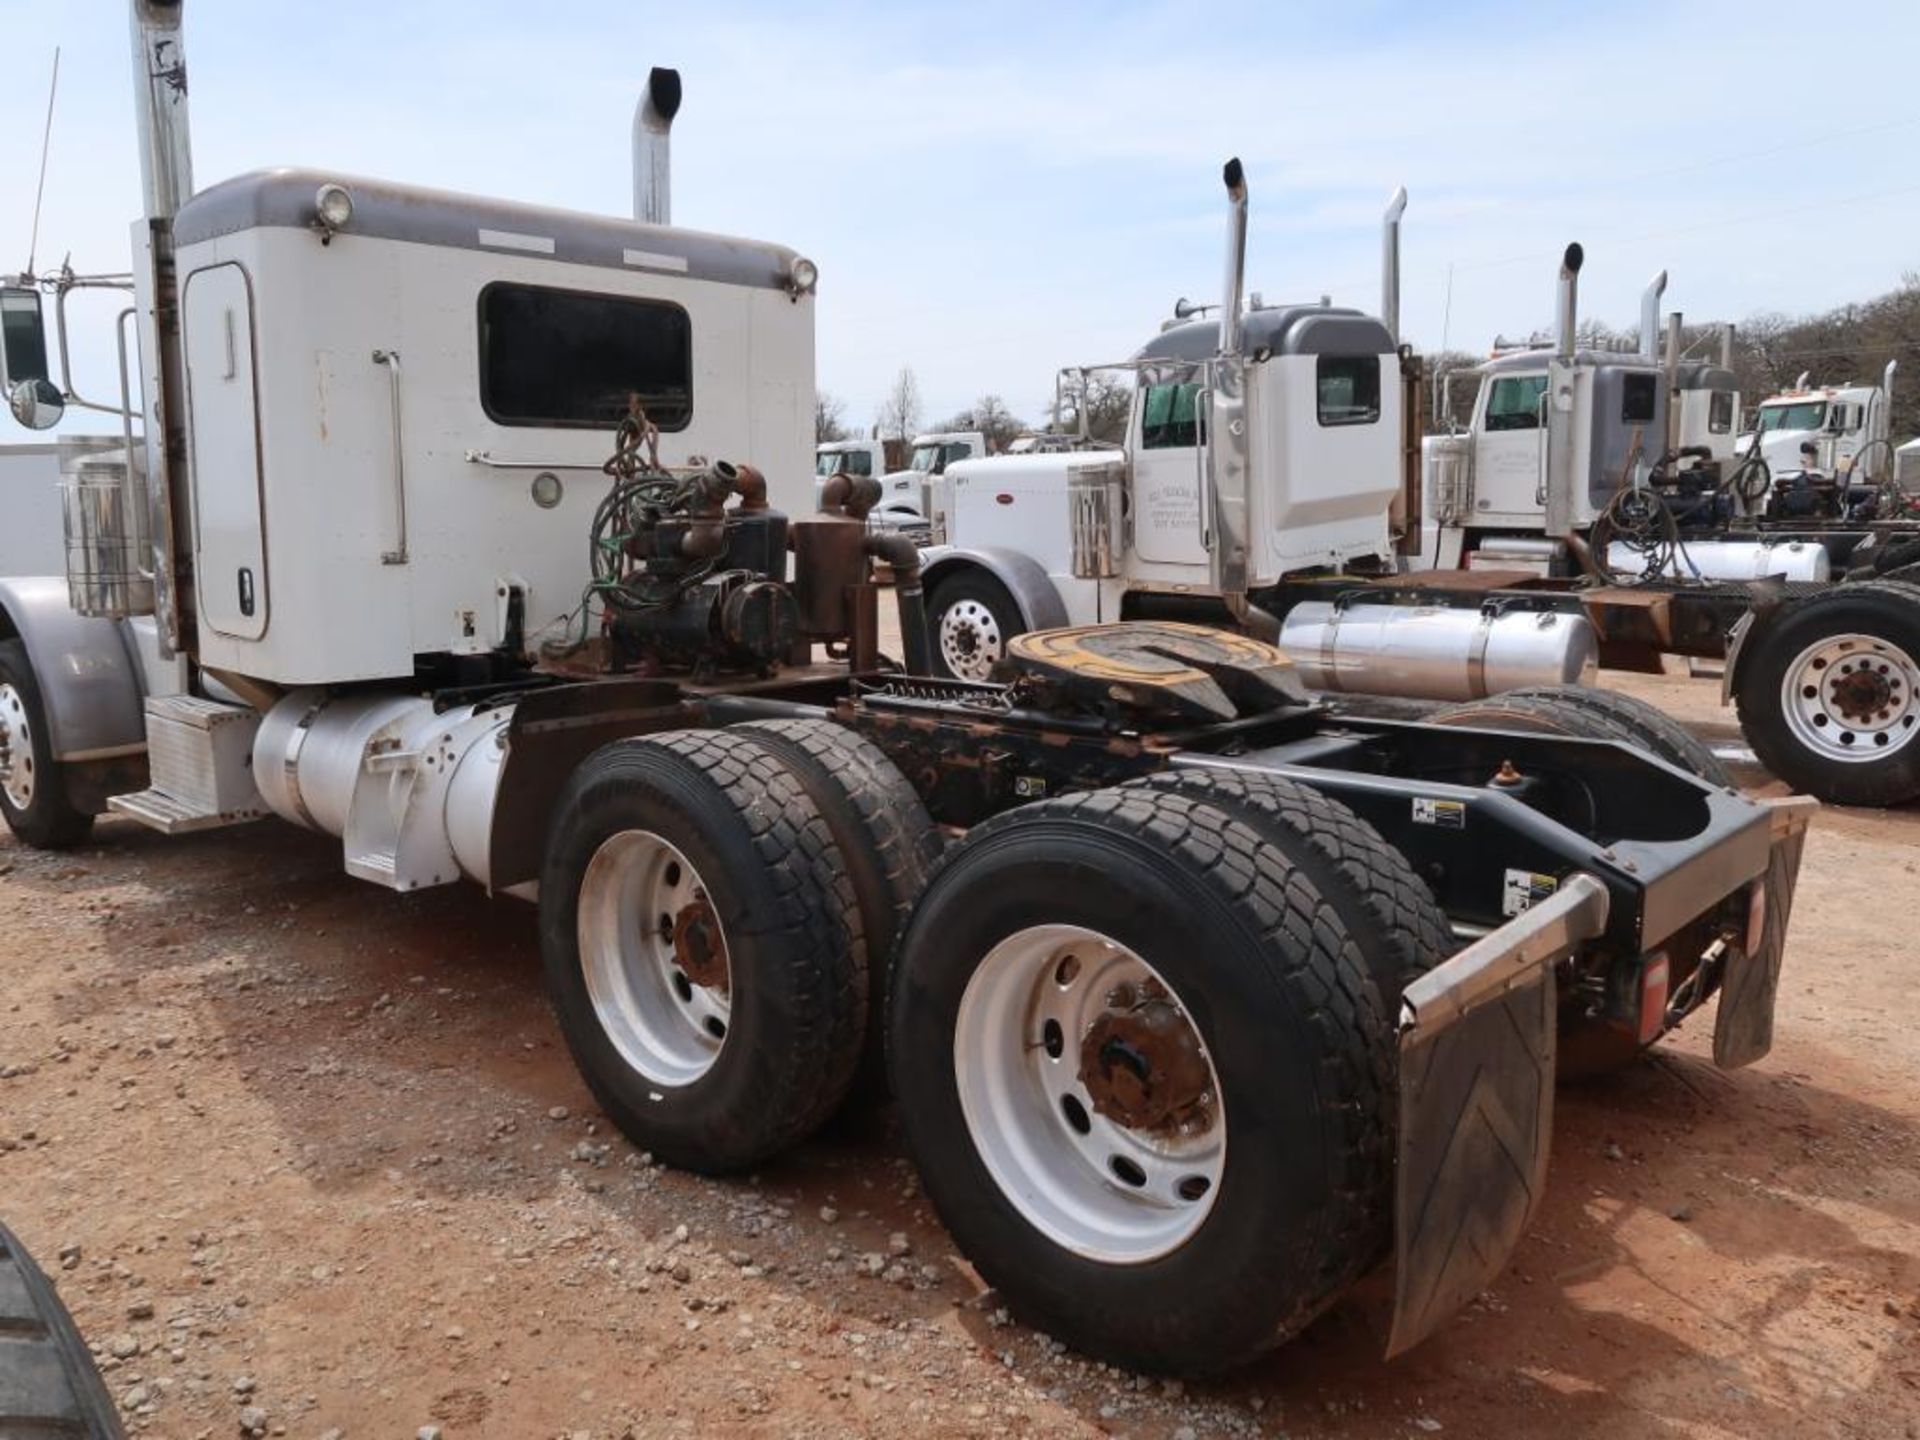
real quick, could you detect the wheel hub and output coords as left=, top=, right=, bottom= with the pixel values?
left=671, top=897, right=729, bottom=990
left=1828, top=665, right=1895, bottom=725
left=939, top=600, right=1003, bottom=680
left=952, top=924, right=1227, bottom=1264
left=1079, top=986, right=1215, bottom=1135
left=0, top=683, right=34, bottom=810
left=1780, top=632, right=1920, bottom=763
left=577, top=830, right=732, bottom=1087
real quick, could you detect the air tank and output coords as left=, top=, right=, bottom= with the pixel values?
left=1604, top=539, right=1830, bottom=584
left=1278, top=600, right=1598, bottom=702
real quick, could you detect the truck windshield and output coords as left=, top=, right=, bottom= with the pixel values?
left=1484, top=375, right=1549, bottom=432
left=1141, top=382, right=1203, bottom=449
left=1758, top=402, right=1827, bottom=432
left=909, top=443, right=968, bottom=473
left=816, top=450, right=872, bottom=478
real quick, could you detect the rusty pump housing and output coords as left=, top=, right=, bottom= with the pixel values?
left=592, top=429, right=930, bottom=681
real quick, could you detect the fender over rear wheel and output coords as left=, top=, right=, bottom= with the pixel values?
left=539, top=729, right=867, bottom=1172
left=888, top=786, right=1393, bottom=1374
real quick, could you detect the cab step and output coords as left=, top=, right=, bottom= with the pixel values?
left=106, top=695, right=267, bottom=835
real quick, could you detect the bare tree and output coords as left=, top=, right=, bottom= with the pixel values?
left=875, top=367, right=922, bottom=446
left=936, top=394, right=1026, bottom=452
left=814, top=391, right=849, bottom=443
left=1058, top=372, right=1132, bottom=444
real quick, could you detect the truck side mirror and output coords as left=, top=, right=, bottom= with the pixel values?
left=8, top=377, right=64, bottom=430
left=0, top=286, right=52, bottom=391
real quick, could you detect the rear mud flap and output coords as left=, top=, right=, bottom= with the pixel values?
left=1386, top=874, right=1611, bottom=1358
left=1713, top=796, right=1817, bottom=1070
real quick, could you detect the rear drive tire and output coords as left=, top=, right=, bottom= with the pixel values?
left=539, top=729, right=866, bottom=1173
left=927, top=570, right=1025, bottom=682
left=1431, top=684, right=1731, bottom=786
left=1428, top=684, right=1734, bottom=1077
left=888, top=786, right=1392, bottom=1374
left=1735, top=578, right=1920, bottom=807
left=0, top=639, right=94, bottom=850
left=736, top=718, right=943, bottom=1095
left=1127, top=768, right=1453, bottom=1011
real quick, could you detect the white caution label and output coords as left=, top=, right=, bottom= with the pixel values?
left=1502, top=868, right=1560, bottom=917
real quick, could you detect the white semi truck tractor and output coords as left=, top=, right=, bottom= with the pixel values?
left=918, top=185, right=1602, bottom=702
left=0, top=1, right=1815, bottom=1378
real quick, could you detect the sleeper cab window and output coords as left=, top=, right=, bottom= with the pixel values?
left=1141, top=381, right=1204, bottom=449
left=479, top=282, right=692, bottom=430
left=1621, top=372, right=1658, bottom=425
left=1485, top=375, right=1549, bottom=431
left=1709, top=391, right=1735, bottom=435
left=1316, top=355, right=1381, bottom=426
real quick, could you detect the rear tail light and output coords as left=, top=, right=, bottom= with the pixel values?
left=1637, top=953, right=1670, bottom=1045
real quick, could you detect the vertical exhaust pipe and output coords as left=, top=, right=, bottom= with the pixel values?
left=632, top=67, right=683, bottom=225
left=1381, top=186, right=1408, bottom=344
left=1664, top=311, right=1683, bottom=455
left=1555, top=243, right=1584, bottom=360
left=1638, top=270, right=1667, bottom=361
left=1218, top=158, right=1248, bottom=357
left=129, top=0, right=193, bottom=219
left=1720, top=323, right=1735, bottom=370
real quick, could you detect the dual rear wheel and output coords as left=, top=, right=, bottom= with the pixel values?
left=542, top=730, right=1448, bottom=1373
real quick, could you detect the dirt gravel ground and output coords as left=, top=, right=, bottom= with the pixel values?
left=2, top=665, right=1918, bottom=1440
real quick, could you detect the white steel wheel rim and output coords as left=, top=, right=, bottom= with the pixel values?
left=953, top=923, right=1226, bottom=1264
left=0, top=683, right=35, bottom=810
left=939, top=598, right=1004, bottom=681
left=1780, top=632, right=1920, bottom=764
left=577, top=830, right=731, bottom=1087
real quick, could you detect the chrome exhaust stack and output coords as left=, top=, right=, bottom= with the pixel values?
left=632, top=67, right=683, bottom=225
left=1381, top=186, right=1408, bottom=344
left=1218, top=158, right=1249, bottom=356
left=1556, top=244, right=1584, bottom=361
left=1208, top=158, right=1252, bottom=607
left=129, top=0, right=193, bottom=219
left=1721, top=323, right=1735, bottom=370
left=1638, top=269, right=1667, bottom=362
left=1664, top=311, right=1683, bottom=454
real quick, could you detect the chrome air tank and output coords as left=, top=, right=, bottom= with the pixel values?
left=1605, top=539, right=1830, bottom=583
left=1279, top=600, right=1598, bottom=702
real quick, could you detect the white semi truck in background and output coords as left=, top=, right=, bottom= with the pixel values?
left=917, top=188, right=1596, bottom=694
left=1737, top=370, right=1902, bottom=482
left=0, top=0, right=1814, bottom=1389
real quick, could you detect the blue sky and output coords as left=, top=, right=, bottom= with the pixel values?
left=6, top=0, right=1919, bottom=436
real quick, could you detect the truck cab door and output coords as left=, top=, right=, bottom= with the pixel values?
left=1471, top=373, right=1549, bottom=520
left=1131, top=380, right=1209, bottom=566
left=182, top=263, right=268, bottom=641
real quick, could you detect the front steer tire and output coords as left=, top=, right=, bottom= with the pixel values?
left=539, top=730, right=866, bottom=1173
left=889, top=786, right=1393, bottom=1375
left=0, top=639, right=94, bottom=851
